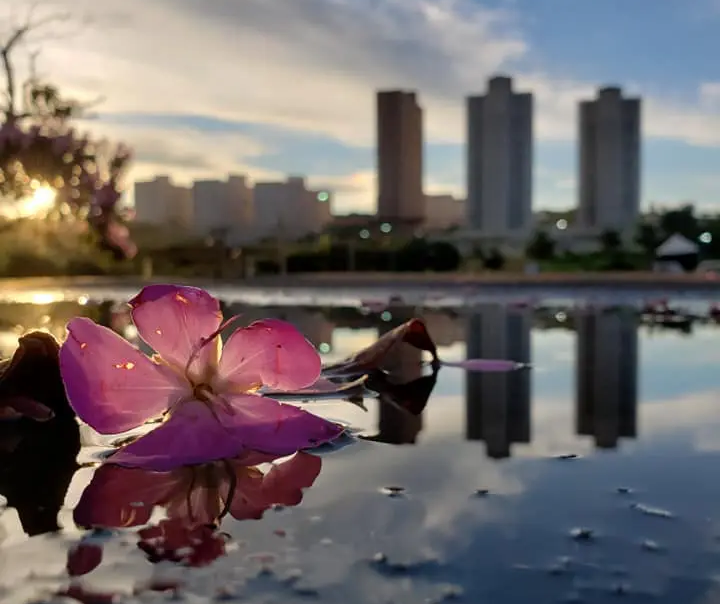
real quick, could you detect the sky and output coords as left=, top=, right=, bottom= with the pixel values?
left=2, top=0, right=719, bottom=215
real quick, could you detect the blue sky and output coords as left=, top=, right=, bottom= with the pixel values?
left=21, top=0, right=720, bottom=214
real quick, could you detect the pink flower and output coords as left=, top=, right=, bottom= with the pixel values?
left=60, top=285, right=342, bottom=470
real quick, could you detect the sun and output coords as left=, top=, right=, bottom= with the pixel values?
left=18, top=185, right=57, bottom=218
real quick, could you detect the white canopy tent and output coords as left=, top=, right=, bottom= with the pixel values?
left=654, top=234, right=700, bottom=273
left=655, top=234, right=699, bottom=258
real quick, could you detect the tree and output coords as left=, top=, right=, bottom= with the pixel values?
left=526, top=230, right=555, bottom=260
left=0, top=10, right=135, bottom=259
left=635, top=222, right=660, bottom=256
left=483, top=248, right=505, bottom=271
left=599, top=229, right=622, bottom=254
left=659, top=205, right=698, bottom=241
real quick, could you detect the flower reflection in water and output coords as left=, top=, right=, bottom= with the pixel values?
left=67, top=450, right=322, bottom=582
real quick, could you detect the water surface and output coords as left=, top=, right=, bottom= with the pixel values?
left=1, top=288, right=720, bottom=603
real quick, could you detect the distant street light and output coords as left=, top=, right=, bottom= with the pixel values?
left=359, top=229, right=370, bottom=239
left=556, top=219, right=568, bottom=230
left=380, top=222, right=392, bottom=234
left=699, top=232, right=712, bottom=244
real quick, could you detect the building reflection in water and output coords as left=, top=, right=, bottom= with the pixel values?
left=465, top=305, right=532, bottom=459
left=575, top=308, right=638, bottom=449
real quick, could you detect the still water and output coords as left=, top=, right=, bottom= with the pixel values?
left=1, top=291, right=720, bottom=603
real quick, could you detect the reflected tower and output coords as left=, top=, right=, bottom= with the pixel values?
left=465, top=305, right=532, bottom=458
left=575, top=309, right=638, bottom=449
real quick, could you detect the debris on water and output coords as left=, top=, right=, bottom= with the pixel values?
left=631, top=503, right=675, bottom=518
left=641, top=539, right=663, bottom=552
left=379, top=485, right=406, bottom=497
left=473, top=488, right=490, bottom=497
left=547, top=556, right=573, bottom=575
left=611, top=582, right=631, bottom=595
left=369, top=552, right=442, bottom=576
left=271, top=504, right=286, bottom=512
left=309, top=515, right=322, bottom=523
left=284, top=568, right=303, bottom=584
left=616, top=486, right=633, bottom=495
left=372, top=552, right=388, bottom=564
left=320, top=537, right=333, bottom=546
left=273, top=529, right=287, bottom=538
left=570, top=527, right=595, bottom=541
left=214, top=587, right=239, bottom=601
left=433, top=584, right=464, bottom=602
left=555, top=453, right=580, bottom=460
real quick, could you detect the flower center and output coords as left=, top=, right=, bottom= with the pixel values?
left=193, top=382, right=214, bottom=402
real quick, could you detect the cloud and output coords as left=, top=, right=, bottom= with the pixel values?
left=0, top=0, right=718, bottom=213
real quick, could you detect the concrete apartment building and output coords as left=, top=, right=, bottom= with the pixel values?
left=376, top=90, right=424, bottom=228
left=254, top=177, right=328, bottom=241
left=192, top=175, right=254, bottom=239
left=466, top=76, right=533, bottom=243
left=578, top=87, right=641, bottom=236
left=423, top=194, right=466, bottom=231
left=134, top=176, right=193, bottom=229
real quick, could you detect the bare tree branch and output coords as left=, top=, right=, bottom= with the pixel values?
left=0, top=11, right=72, bottom=119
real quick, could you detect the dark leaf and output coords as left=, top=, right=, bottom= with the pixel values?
left=323, top=319, right=438, bottom=378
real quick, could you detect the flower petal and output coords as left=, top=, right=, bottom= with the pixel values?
left=226, top=453, right=322, bottom=520
left=60, top=317, right=189, bottom=434
left=129, top=285, right=223, bottom=376
left=216, top=393, right=343, bottom=455
left=73, top=463, right=183, bottom=528
left=109, top=400, right=248, bottom=471
left=216, top=319, right=321, bottom=392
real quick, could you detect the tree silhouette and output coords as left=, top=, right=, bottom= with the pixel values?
left=526, top=230, right=555, bottom=260
left=0, top=9, right=135, bottom=259
left=599, top=229, right=622, bottom=253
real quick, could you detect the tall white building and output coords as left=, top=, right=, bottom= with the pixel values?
left=254, top=177, right=329, bottom=240
left=466, top=76, right=533, bottom=239
left=192, top=175, right=254, bottom=239
left=134, top=176, right=193, bottom=228
left=578, top=87, right=641, bottom=234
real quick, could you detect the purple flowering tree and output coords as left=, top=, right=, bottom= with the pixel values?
left=0, top=12, right=136, bottom=259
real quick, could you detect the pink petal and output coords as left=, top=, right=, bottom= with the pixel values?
left=74, top=463, right=183, bottom=528
left=441, top=359, right=528, bottom=372
left=258, top=452, right=322, bottom=504
left=216, top=319, right=321, bottom=392
left=225, top=453, right=321, bottom=520
left=216, top=393, right=343, bottom=455
left=109, top=399, right=248, bottom=471
left=60, top=318, right=189, bottom=434
left=129, top=285, right=223, bottom=376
